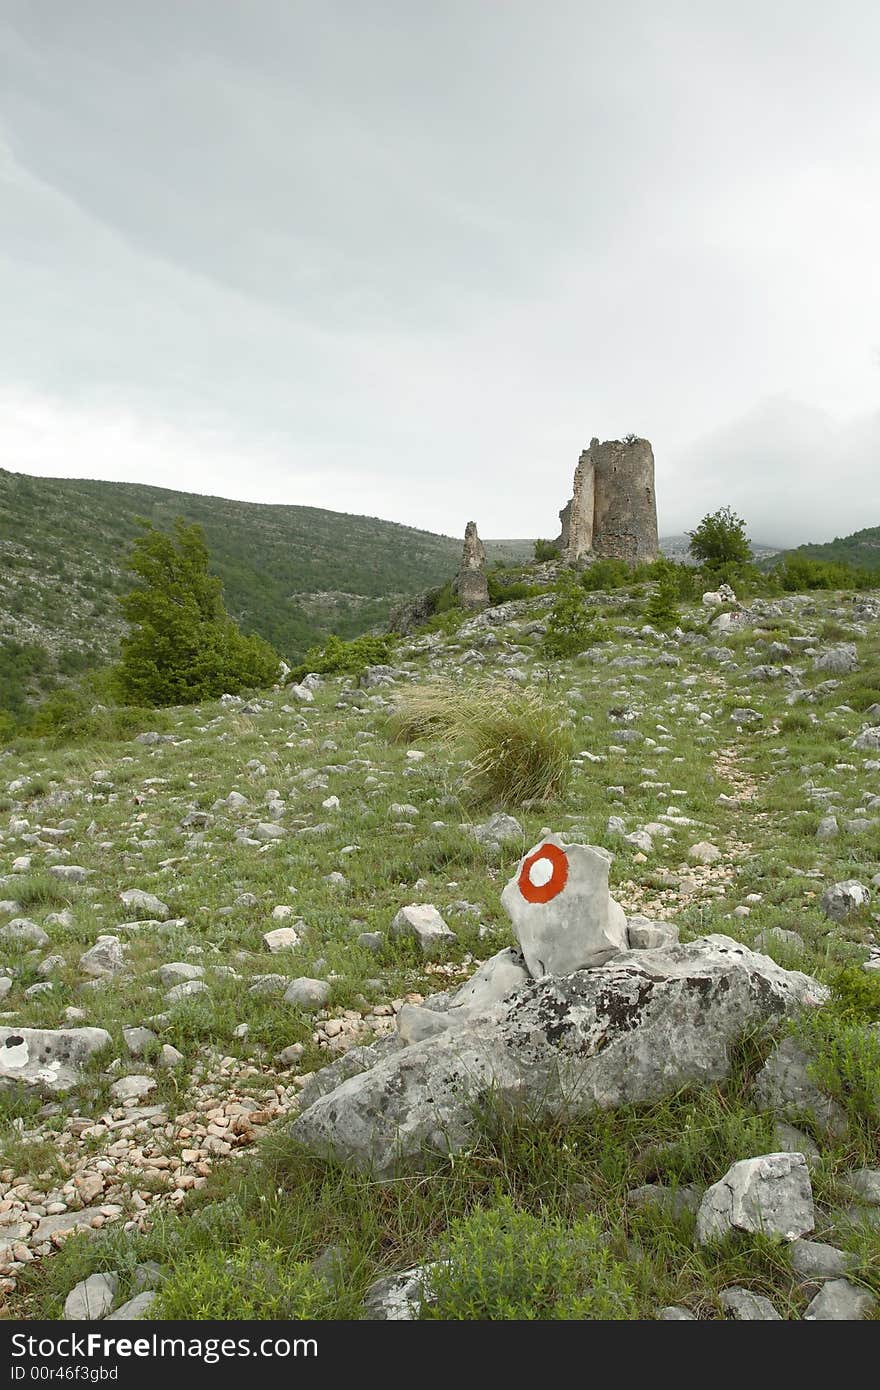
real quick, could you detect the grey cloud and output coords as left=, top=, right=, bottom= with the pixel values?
left=0, top=1, right=878, bottom=541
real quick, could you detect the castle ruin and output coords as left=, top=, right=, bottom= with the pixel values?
left=557, top=436, right=659, bottom=564
left=452, top=520, right=489, bottom=608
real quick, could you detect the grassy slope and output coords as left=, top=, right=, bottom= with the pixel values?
left=782, top=526, right=880, bottom=573
left=0, top=468, right=531, bottom=714
left=1, top=583, right=879, bottom=1319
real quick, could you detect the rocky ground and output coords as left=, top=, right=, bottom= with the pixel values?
left=1, top=584, right=879, bottom=1319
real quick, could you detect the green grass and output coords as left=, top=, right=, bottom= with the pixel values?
left=3, top=581, right=880, bottom=1320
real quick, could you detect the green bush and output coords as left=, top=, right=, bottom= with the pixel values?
left=542, top=573, right=612, bottom=658
left=534, top=539, right=561, bottom=562
left=773, top=555, right=875, bottom=593
left=644, top=574, right=681, bottom=631
left=289, top=632, right=395, bottom=683
left=155, top=1244, right=337, bottom=1320
left=116, top=519, right=281, bottom=706
left=581, top=557, right=631, bottom=591
left=487, top=574, right=544, bottom=604
left=423, top=1199, right=637, bottom=1319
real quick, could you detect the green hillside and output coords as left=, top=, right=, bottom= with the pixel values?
left=0, top=468, right=521, bottom=717
left=783, top=525, right=880, bottom=572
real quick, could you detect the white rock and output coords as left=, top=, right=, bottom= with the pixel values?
left=263, top=926, right=301, bottom=953
left=120, top=889, right=169, bottom=920
left=696, top=1153, right=814, bottom=1244
left=389, top=904, right=457, bottom=958
left=500, top=835, right=628, bottom=978
left=64, top=1272, right=119, bottom=1320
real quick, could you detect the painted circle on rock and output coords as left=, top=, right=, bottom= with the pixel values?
left=518, top=842, right=569, bottom=904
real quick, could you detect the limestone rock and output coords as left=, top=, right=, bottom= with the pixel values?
left=803, top=1278, right=877, bottom=1320
left=853, top=726, right=880, bottom=751
left=500, top=835, right=628, bottom=977
left=626, top=917, right=679, bottom=950
left=820, top=880, right=870, bottom=921
left=284, top=977, right=331, bottom=1009
left=790, top=1239, right=858, bottom=1281
left=696, top=1153, right=814, bottom=1244
left=813, top=645, right=858, bottom=674
left=752, top=1035, right=848, bottom=1135
left=120, top=889, right=169, bottom=920
left=105, top=1291, right=157, bottom=1320
left=262, top=926, right=301, bottom=953
left=0, top=1026, right=111, bottom=1093
left=63, top=1272, right=119, bottom=1320
left=719, top=1287, right=782, bottom=1319
left=79, top=936, right=127, bottom=978
left=362, top=1265, right=435, bottom=1320
left=111, top=1075, right=157, bottom=1102
left=389, top=904, right=456, bottom=958
left=0, top=917, right=49, bottom=947
left=470, top=812, right=523, bottom=846
left=291, top=936, right=827, bottom=1175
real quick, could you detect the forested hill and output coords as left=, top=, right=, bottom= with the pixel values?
left=782, top=525, right=880, bottom=573
left=0, top=467, right=527, bottom=716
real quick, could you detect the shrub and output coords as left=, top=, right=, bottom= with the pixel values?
left=487, top=574, right=544, bottom=604
left=542, top=573, right=612, bottom=658
left=423, top=1199, right=637, bottom=1319
left=581, top=557, right=631, bottom=591
left=644, top=574, right=681, bottom=631
left=391, top=680, right=574, bottom=804
left=534, top=539, right=561, bottom=561
left=773, top=555, right=874, bottom=593
left=289, top=633, right=394, bottom=683
left=115, top=519, right=281, bottom=706
left=26, top=684, right=169, bottom=745
left=155, top=1244, right=337, bottom=1320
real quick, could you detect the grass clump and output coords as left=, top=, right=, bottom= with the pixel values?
left=422, top=1197, right=637, bottom=1319
left=391, top=680, right=574, bottom=804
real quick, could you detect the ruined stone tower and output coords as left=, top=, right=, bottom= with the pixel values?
left=452, top=520, right=489, bottom=608
left=558, top=437, right=658, bottom=564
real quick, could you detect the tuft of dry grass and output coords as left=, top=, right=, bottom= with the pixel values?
left=390, top=680, right=574, bottom=805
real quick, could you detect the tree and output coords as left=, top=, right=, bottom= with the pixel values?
left=687, top=506, right=752, bottom=570
left=115, top=519, right=280, bottom=706
left=644, top=573, right=681, bottom=631
left=541, top=571, right=611, bottom=658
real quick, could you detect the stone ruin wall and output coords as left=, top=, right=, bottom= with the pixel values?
left=561, top=436, right=658, bottom=564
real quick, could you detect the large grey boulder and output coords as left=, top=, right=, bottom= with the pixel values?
left=290, top=936, right=827, bottom=1176
left=0, top=1026, right=111, bottom=1093
left=64, top=1272, right=119, bottom=1320
left=853, top=727, right=880, bottom=751
left=500, top=835, right=628, bottom=977
left=696, top=1153, right=814, bottom=1244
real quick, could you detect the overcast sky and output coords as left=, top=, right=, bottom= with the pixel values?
left=1, top=1, right=878, bottom=545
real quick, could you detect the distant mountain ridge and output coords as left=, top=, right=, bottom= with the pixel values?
left=0, top=468, right=521, bottom=716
